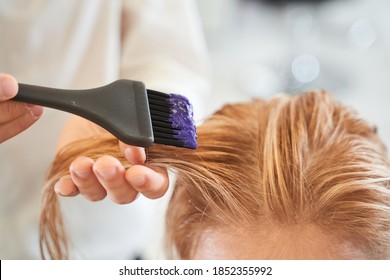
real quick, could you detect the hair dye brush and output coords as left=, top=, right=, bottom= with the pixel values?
left=13, top=79, right=197, bottom=149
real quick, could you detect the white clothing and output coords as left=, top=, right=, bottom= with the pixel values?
left=0, top=0, right=209, bottom=259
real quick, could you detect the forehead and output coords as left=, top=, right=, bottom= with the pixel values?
left=191, top=224, right=367, bottom=260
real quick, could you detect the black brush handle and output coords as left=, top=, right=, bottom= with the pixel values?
left=13, top=80, right=154, bottom=147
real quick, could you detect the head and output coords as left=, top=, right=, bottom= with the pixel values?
left=41, top=90, right=390, bottom=259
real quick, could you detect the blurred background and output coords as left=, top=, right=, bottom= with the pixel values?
left=198, top=0, right=390, bottom=146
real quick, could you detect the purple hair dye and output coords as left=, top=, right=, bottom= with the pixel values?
left=168, top=94, right=197, bottom=149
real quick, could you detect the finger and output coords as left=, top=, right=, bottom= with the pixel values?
left=69, top=156, right=107, bottom=201
left=0, top=107, right=43, bottom=143
left=0, top=101, right=35, bottom=124
left=54, top=176, right=80, bottom=196
left=93, top=155, right=138, bottom=204
left=119, top=141, right=146, bottom=164
left=125, top=165, right=169, bottom=199
left=0, top=74, right=18, bottom=101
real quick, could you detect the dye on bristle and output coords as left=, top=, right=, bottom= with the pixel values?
left=168, top=94, right=197, bottom=149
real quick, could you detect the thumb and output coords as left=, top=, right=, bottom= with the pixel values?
left=0, top=73, right=18, bottom=101
left=118, top=141, right=146, bottom=164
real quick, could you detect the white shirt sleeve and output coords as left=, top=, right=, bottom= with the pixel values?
left=120, top=0, right=210, bottom=121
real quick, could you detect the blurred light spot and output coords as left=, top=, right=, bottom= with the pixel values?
left=237, top=65, right=280, bottom=97
left=347, top=18, right=377, bottom=49
left=291, top=54, right=320, bottom=83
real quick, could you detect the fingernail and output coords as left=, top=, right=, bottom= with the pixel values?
left=124, top=147, right=135, bottom=163
left=54, top=181, right=79, bottom=196
left=29, top=105, right=43, bottom=118
left=71, top=168, right=90, bottom=179
left=124, top=147, right=146, bottom=164
left=0, top=76, right=18, bottom=98
left=54, top=182, right=62, bottom=194
left=95, top=166, right=117, bottom=180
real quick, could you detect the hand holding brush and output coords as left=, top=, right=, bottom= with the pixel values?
left=11, top=79, right=197, bottom=203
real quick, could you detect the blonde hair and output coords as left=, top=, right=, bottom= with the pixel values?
left=40, top=91, right=390, bottom=259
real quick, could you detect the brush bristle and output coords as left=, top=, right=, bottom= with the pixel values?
left=147, top=90, right=197, bottom=149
